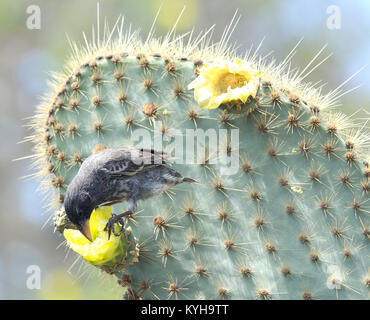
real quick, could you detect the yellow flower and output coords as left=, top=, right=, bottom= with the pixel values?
left=188, top=60, right=261, bottom=109
left=63, top=206, right=126, bottom=266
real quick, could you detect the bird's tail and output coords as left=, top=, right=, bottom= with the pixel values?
left=183, top=177, right=200, bottom=183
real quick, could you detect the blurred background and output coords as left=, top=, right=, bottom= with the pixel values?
left=0, top=0, right=369, bottom=299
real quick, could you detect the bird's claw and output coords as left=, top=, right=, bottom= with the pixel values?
left=104, top=214, right=124, bottom=239
left=104, top=211, right=132, bottom=239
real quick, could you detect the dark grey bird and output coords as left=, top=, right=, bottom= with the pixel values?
left=64, top=146, right=197, bottom=241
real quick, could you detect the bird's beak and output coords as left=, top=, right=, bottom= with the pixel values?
left=81, top=220, right=92, bottom=242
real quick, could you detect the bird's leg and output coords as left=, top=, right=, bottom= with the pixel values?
left=127, top=198, right=137, bottom=215
left=104, top=199, right=137, bottom=239
left=104, top=212, right=131, bottom=239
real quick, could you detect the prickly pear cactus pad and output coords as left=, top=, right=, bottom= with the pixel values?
left=29, top=17, right=369, bottom=300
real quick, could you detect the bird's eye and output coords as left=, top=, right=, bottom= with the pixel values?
left=79, top=192, right=92, bottom=206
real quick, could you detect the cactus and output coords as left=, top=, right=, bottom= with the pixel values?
left=29, top=16, right=369, bottom=300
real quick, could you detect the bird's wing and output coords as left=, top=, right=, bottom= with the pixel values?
left=98, top=147, right=167, bottom=177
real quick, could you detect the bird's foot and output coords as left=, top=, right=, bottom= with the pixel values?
left=104, top=211, right=132, bottom=239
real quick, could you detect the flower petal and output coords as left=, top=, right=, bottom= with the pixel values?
left=188, top=60, right=261, bottom=109
left=63, top=206, right=125, bottom=266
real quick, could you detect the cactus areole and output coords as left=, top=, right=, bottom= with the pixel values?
left=29, top=16, right=369, bottom=300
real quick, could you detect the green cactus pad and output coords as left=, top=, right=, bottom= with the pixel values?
left=30, top=18, right=369, bottom=300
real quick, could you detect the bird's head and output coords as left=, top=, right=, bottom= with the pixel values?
left=64, top=189, right=94, bottom=242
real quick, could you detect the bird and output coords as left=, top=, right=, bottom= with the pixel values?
left=64, top=146, right=197, bottom=241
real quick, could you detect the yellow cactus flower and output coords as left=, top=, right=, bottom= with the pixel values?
left=188, top=60, right=261, bottom=109
left=63, top=206, right=126, bottom=266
